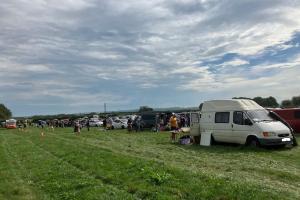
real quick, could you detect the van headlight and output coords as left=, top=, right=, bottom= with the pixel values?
left=262, top=132, right=276, bottom=137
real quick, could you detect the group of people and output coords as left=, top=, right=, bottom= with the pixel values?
left=127, top=116, right=144, bottom=132
left=17, top=120, right=28, bottom=131
left=156, top=113, right=190, bottom=131
left=158, top=113, right=190, bottom=142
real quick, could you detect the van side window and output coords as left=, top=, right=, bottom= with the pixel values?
left=215, top=112, right=230, bottom=123
left=295, top=111, right=300, bottom=119
left=233, top=111, right=244, bottom=125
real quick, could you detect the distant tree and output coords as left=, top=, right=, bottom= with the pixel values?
left=265, top=96, right=279, bottom=108
left=252, top=97, right=264, bottom=106
left=253, top=96, right=279, bottom=108
left=139, top=106, right=153, bottom=113
left=292, top=96, right=300, bottom=107
left=281, top=100, right=293, bottom=108
left=0, top=103, right=12, bottom=120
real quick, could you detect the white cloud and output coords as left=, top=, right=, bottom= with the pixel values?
left=218, top=59, right=249, bottom=67
left=83, top=51, right=127, bottom=60
left=172, top=66, right=210, bottom=74
left=26, top=65, right=51, bottom=72
left=251, top=55, right=300, bottom=74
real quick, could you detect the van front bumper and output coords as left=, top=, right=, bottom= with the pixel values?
left=258, top=138, right=293, bottom=146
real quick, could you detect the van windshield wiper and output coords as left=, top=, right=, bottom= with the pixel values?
left=257, top=119, right=274, bottom=122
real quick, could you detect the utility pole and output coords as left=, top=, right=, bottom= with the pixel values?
left=104, top=103, right=107, bottom=113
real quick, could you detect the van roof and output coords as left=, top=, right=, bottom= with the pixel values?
left=201, top=99, right=264, bottom=112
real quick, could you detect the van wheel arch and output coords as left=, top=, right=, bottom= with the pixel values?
left=246, top=135, right=260, bottom=147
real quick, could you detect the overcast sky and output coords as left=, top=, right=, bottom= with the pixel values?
left=1, top=0, right=300, bottom=116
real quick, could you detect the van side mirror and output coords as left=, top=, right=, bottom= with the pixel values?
left=244, top=118, right=252, bottom=126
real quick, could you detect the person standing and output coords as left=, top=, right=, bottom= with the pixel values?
left=103, top=118, right=107, bottom=129
left=106, top=117, right=113, bottom=130
left=169, top=113, right=178, bottom=142
left=135, top=116, right=141, bottom=132
left=86, top=120, right=90, bottom=131
left=180, top=115, right=186, bottom=128
left=23, top=121, right=27, bottom=132
left=127, top=118, right=132, bottom=132
left=74, top=121, right=81, bottom=135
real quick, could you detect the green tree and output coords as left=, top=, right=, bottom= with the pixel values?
left=253, top=96, right=278, bottom=108
left=0, top=103, right=12, bottom=120
left=292, top=96, right=300, bottom=107
left=265, top=96, right=279, bottom=108
left=139, top=106, right=153, bottom=113
left=281, top=100, right=293, bottom=108
left=252, top=97, right=264, bottom=106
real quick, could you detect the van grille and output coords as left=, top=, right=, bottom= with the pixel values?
left=278, top=133, right=289, bottom=137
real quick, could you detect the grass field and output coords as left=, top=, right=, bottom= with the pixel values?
left=0, top=127, right=299, bottom=200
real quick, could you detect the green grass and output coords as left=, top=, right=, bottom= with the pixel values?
left=0, top=127, right=299, bottom=200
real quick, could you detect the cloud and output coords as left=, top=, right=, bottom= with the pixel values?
left=1, top=0, right=300, bottom=115
left=176, top=54, right=300, bottom=102
left=83, top=51, right=127, bottom=60
left=218, top=59, right=249, bottom=67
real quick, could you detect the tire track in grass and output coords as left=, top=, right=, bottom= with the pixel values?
left=22, top=136, right=139, bottom=199
left=17, top=134, right=158, bottom=200
left=16, top=132, right=286, bottom=200
left=45, top=131, right=300, bottom=198
left=5, top=133, right=134, bottom=200
left=0, top=134, right=44, bottom=200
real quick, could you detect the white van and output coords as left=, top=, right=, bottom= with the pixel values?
left=190, top=99, right=294, bottom=147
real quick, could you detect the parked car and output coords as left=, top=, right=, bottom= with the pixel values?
left=270, top=108, right=300, bottom=134
left=89, top=119, right=103, bottom=127
left=190, top=99, right=294, bottom=147
left=119, top=119, right=128, bottom=124
left=140, top=112, right=157, bottom=129
left=111, top=119, right=127, bottom=129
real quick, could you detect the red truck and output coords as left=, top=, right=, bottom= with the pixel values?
left=271, top=108, right=300, bottom=134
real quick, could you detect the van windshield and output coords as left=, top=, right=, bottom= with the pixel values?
left=246, top=110, right=275, bottom=122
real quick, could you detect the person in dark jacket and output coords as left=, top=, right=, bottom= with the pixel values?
left=86, top=120, right=90, bottom=131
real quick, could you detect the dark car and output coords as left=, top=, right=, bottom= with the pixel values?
left=140, top=112, right=157, bottom=129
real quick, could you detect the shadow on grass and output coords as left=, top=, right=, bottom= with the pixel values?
left=172, top=141, right=295, bottom=154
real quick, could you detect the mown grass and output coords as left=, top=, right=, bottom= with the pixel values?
left=0, top=127, right=299, bottom=199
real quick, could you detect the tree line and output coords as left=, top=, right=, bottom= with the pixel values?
left=0, top=103, right=12, bottom=120
left=233, top=95, right=300, bottom=108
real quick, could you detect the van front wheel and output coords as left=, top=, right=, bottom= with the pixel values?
left=247, top=137, right=260, bottom=148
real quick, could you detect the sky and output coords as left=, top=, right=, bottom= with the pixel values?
left=0, top=0, right=300, bottom=116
